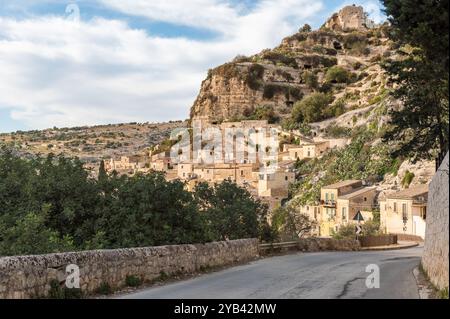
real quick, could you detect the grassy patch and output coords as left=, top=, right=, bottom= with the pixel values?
left=125, top=275, right=143, bottom=288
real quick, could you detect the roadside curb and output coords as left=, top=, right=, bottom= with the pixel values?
left=413, top=267, right=435, bottom=299
left=360, top=242, right=419, bottom=251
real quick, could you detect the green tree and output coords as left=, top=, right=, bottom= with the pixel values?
left=303, top=71, right=318, bottom=90
left=382, top=0, right=449, bottom=161
left=102, top=173, right=208, bottom=248
left=271, top=206, right=316, bottom=240
left=325, top=66, right=351, bottom=84
left=292, top=93, right=333, bottom=123
left=0, top=205, right=75, bottom=256
left=299, top=24, right=312, bottom=33
left=98, top=160, right=107, bottom=182
left=194, top=180, right=269, bottom=241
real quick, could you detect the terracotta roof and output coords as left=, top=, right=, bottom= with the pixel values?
left=322, top=180, right=362, bottom=190
left=338, top=187, right=377, bottom=200
left=386, top=185, right=429, bottom=200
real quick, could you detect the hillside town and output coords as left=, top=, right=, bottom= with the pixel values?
left=0, top=1, right=448, bottom=301
left=104, top=116, right=430, bottom=240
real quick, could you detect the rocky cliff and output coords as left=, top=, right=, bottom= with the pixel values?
left=190, top=6, right=388, bottom=123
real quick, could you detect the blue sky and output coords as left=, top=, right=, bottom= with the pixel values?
left=0, top=0, right=386, bottom=133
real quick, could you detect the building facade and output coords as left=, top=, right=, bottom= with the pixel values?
left=380, top=185, right=428, bottom=239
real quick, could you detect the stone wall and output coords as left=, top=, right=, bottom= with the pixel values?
left=422, top=153, right=449, bottom=290
left=260, top=238, right=360, bottom=255
left=0, top=239, right=259, bottom=299
left=359, top=235, right=397, bottom=247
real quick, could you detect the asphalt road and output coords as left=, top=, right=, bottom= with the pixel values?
left=118, top=246, right=423, bottom=299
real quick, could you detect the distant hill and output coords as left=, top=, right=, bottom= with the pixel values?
left=0, top=121, right=187, bottom=165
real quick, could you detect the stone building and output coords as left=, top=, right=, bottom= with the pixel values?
left=318, top=180, right=378, bottom=236
left=105, top=155, right=146, bottom=173
left=324, top=5, right=375, bottom=32
left=379, top=185, right=429, bottom=239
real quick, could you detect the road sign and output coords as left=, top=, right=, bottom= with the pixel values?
left=353, top=211, right=364, bottom=222
left=355, top=225, right=363, bottom=235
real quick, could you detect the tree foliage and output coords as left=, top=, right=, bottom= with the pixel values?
left=382, top=0, right=449, bottom=161
left=271, top=206, right=317, bottom=241
left=292, top=93, right=333, bottom=123
left=0, top=149, right=271, bottom=256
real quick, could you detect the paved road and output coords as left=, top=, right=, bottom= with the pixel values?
left=118, top=246, right=422, bottom=299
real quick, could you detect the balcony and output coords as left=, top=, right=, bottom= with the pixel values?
left=412, top=199, right=427, bottom=206
left=321, top=199, right=337, bottom=208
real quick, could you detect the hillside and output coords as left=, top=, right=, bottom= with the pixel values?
left=0, top=121, right=187, bottom=166
left=189, top=5, right=435, bottom=202
left=190, top=7, right=391, bottom=124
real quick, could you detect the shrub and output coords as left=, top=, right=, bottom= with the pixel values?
left=401, top=171, right=415, bottom=188
left=125, top=275, right=142, bottom=288
left=233, top=55, right=252, bottom=63
left=325, top=99, right=346, bottom=118
left=353, top=61, right=363, bottom=70
left=362, top=220, right=381, bottom=236
left=262, top=51, right=298, bottom=68
left=319, top=82, right=333, bottom=93
left=325, top=66, right=351, bottom=84
left=292, top=93, right=333, bottom=123
left=324, top=125, right=352, bottom=138
left=48, top=279, right=83, bottom=299
left=245, top=64, right=265, bottom=90
left=252, top=105, right=280, bottom=124
left=343, top=33, right=369, bottom=56
left=263, top=84, right=282, bottom=99
left=96, top=282, right=113, bottom=295
left=299, top=24, right=312, bottom=33
left=275, top=69, right=294, bottom=81
left=303, top=71, right=318, bottom=89
left=332, top=224, right=355, bottom=240
left=263, top=84, right=302, bottom=101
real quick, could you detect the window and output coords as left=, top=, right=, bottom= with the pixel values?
left=241, top=170, right=244, bottom=176
left=422, top=207, right=427, bottom=220
left=364, top=197, right=367, bottom=202
left=342, top=207, right=347, bottom=221
left=295, top=152, right=298, bottom=158
left=326, top=193, right=329, bottom=201
left=331, top=193, right=335, bottom=201
left=393, top=202, right=397, bottom=213
left=285, top=176, right=288, bottom=181
left=402, top=203, right=408, bottom=220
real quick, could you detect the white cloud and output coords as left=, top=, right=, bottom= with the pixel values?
left=0, top=0, right=324, bottom=131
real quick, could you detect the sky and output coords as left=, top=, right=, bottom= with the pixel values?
left=0, top=0, right=386, bottom=133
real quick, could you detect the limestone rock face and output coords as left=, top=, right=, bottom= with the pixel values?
left=189, top=6, right=386, bottom=124
left=190, top=63, right=307, bottom=122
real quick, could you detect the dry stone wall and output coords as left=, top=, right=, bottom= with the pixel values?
left=0, top=239, right=259, bottom=299
left=422, top=153, right=449, bottom=290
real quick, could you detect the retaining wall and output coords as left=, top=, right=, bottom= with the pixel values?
left=422, top=153, right=449, bottom=290
left=0, top=239, right=259, bottom=299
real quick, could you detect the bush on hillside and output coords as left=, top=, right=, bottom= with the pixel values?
left=292, top=93, right=333, bottom=123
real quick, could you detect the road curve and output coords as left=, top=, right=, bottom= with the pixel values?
left=117, top=246, right=423, bottom=299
